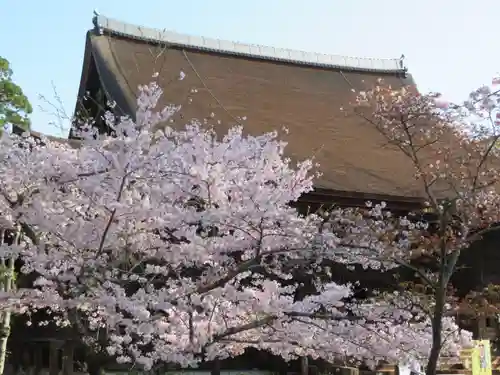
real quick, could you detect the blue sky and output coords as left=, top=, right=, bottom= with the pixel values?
left=1, top=0, right=499, bottom=136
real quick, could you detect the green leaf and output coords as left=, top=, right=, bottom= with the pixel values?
left=0, top=56, right=32, bottom=132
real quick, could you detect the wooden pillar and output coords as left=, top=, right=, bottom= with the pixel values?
left=478, top=316, right=487, bottom=339
left=49, top=341, right=60, bottom=375
left=62, top=342, right=74, bottom=375
left=21, top=349, right=31, bottom=374
left=86, top=360, right=103, bottom=375
left=334, top=366, right=359, bottom=375
left=33, top=345, right=43, bottom=375
left=211, top=359, right=220, bottom=375
left=9, top=342, right=19, bottom=375
left=300, top=357, right=309, bottom=375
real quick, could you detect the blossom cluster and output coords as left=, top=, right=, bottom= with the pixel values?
left=0, top=80, right=473, bottom=370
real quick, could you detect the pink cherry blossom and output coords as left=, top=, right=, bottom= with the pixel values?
left=0, top=80, right=474, bottom=373
left=347, top=78, right=500, bottom=375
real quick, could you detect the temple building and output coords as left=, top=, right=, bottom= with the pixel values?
left=9, top=12, right=500, bottom=375
left=70, top=14, right=424, bottom=213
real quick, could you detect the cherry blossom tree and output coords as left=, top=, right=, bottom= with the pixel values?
left=322, top=79, right=500, bottom=375
left=0, top=79, right=472, bottom=374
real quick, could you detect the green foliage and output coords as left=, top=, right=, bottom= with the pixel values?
left=0, top=56, right=32, bottom=132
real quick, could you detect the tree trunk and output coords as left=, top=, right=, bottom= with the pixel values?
left=426, top=288, right=445, bottom=375
left=0, top=244, right=17, bottom=375
left=0, top=311, right=12, bottom=375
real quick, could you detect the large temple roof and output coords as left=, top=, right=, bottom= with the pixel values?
left=71, top=14, right=435, bottom=202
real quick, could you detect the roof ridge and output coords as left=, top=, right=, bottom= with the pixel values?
left=92, top=13, right=408, bottom=74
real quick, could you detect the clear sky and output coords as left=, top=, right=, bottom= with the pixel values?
left=1, top=0, right=499, bottom=136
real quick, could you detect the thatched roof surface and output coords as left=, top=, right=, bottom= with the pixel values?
left=71, top=14, right=461, bottom=201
